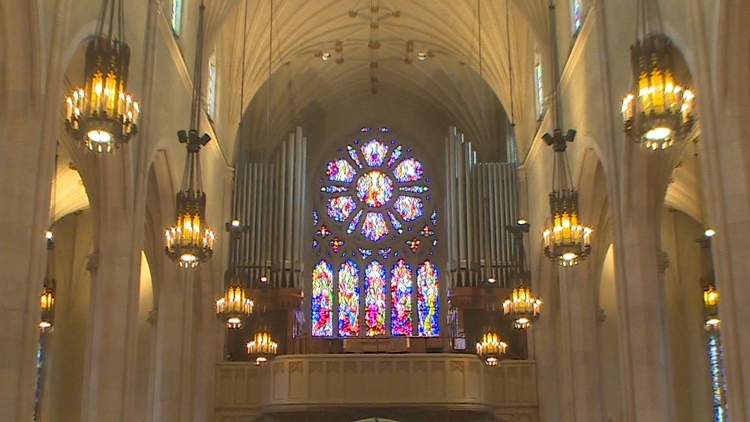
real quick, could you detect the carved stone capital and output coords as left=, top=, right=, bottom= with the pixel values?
left=147, top=307, right=158, bottom=326
left=86, top=252, right=100, bottom=272
left=656, top=250, right=670, bottom=273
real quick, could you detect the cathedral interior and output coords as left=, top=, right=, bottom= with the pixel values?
left=1, top=0, right=750, bottom=421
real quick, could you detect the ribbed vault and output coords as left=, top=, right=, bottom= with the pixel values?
left=208, top=0, right=551, bottom=162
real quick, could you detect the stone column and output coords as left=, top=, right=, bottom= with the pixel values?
left=613, top=210, right=677, bottom=422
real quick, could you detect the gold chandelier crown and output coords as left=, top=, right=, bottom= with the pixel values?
left=65, top=0, right=140, bottom=153
left=621, top=0, right=694, bottom=150
left=476, top=330, right=507, bottom=366
left=247, top=327, right=278, bottom=365
left=541, top=129, right=592, bottom=266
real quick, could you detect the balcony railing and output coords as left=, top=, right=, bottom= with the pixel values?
left=215, top=354, right=537, bottom=420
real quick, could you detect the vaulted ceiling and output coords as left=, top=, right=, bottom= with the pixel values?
left=205, top=0, right=552, bottom=162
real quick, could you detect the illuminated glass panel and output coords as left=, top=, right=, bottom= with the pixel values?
left=327, top=195, right=357, bottom=222
left=391, top=260, right=413, bottom=336
left=387, top=210, right=403, bottom=233
left=321, top=186, right=349, bottom=194
left=356, top=170, right=393, bottom=208
left=347, top=209, right=363, bottom=234
left=327, top=159, right=357, bottom=183
left=572, top=0, right=582, bottom=32
left=361, top=139, right=389, bottom=167
left=365, top=261, right=387, bottom=336
left=709, top=335, right=728, bottom=422
left=393, top=158, right=424, bottom=183
left=393, top=196, right=424, bottom=222
left=207, top=49, right=217, bottom=120
left=535, top=46, right=544, bottom=119
left=311, top=260, right=334, bottom=337
left=387, top=145, right=402, bottom=168
left=338, top=261, right=360, bottom=337
left=400, top=186, right=429, bottom=193
left=417, top=261, right=439, bottom=337
left=347, top=145, right=364, bottom=168
left=361, top=212, right=389, bottom=242
left=171, top=0, right=182, bottom=35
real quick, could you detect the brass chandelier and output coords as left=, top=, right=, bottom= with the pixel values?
left=542, top=129, right=593, bottom=267
left=65, top=0, right=140, bottom=153
left=503, top=222, right=542, bottom=329
left=165, top=2, right=215, bottom=268
left=620, top=0, right=694, bottom=151
left=216, top=220, right=254, bottom=328
left=476, top=318, right=507, bottom=367
left=247, top=308, right=278, bottom=365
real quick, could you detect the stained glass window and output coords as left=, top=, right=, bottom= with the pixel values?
left=365, top=261, right=388, bottom=336
left=338, top=261, right=360, bottom=337
left=417, top=261, right=439, bottom=337
left=312, top=127, right=439, bottom=338
left=534, top=46, right=544, bottom=120
left=171, top=0, right=183, bottom=35
left=391, top=260, right=413, bottom=336
left=312, top=260, right=334, bottom=337
left=572, top=0, right=583, bottom=33
left=708, top=335, right=728, bottom=422
left=207, top=48, right=217, bottom=120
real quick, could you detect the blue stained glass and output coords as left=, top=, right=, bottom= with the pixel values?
left=321, top=186, right=349, bottom=194
left=312, top=240, right=319, bottom=249
left=359, top=248, right=373, bottom=258
left=387, top=211, right=403, bottom=234
left=364, top=261, right=388, bottom=336
left=708, top=335, right=728, bottom=422
left=311, top=260, right=334, bottom=337
left=431, top=210, right=437, bottom=225
left=361, top=212, right=389, bottom=242
left=391, top=260, right=413, bottom=336
left=400, top=185, right=429, bottom=193
left=348, top=210, right=363, bottom=234
left=378, top=247, right=392, bottom=259
left=417, top=261, right=439, bottom=337
left=313, top=209, right=319, bottom=226
left=387, top=146, right=403, bottom=168
left=378, top=127, right=391, bottom=133
left=393, top=158, right=424, bottom=182
left=361, top=140, right=389, bottom=167
left=327, top=159, right=356, bottom=183
left=347, top=146, right=364, bottom=168
left=359, top=126, right=372, bottom=133
left=356, top=170, right=393, bottom=208
left=393, top=196, right=424, bottom=222
left=338, top=261, right=360, bottom=337
left=327, top=196, right=357, bottom=222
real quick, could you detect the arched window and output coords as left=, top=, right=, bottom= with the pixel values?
left=171, top=0, right=183, bottom=35
left=572, top=0, right=583, bottom=33
left=207, top=48, right=217, bottom=120
left=311, top=127, right=439, bottom=338
left=534, top=45, right=544, bottom=120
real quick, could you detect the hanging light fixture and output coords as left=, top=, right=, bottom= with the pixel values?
left=216, top=220, right=254, bottom=328
left=503, top=222, right=542, bottom=329
left=541, top=129, right=593, bottom=267
left=620, top=0, right=695, bottom=151
left=246, top=308, right=278, bottom=365
left=476, top=310, right=507, bottom=367
left=165, top=1, right=215, bottom=268
left=64, top=0, right=140, bottom=153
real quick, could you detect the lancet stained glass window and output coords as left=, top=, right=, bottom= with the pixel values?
left=572, top=0, right=583, bottom=33
left=312, top=127, right=439, bottom=338
left=171, top=0, right=183, bottom=35
left=207, top=48, right=217, bottom=120
left=534, top=45, right=544, bottom=120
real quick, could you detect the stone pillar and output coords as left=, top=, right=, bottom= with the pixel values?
left=614, top=212, right=677, bottom=422
left=562, top=264, right=604, bottom=422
